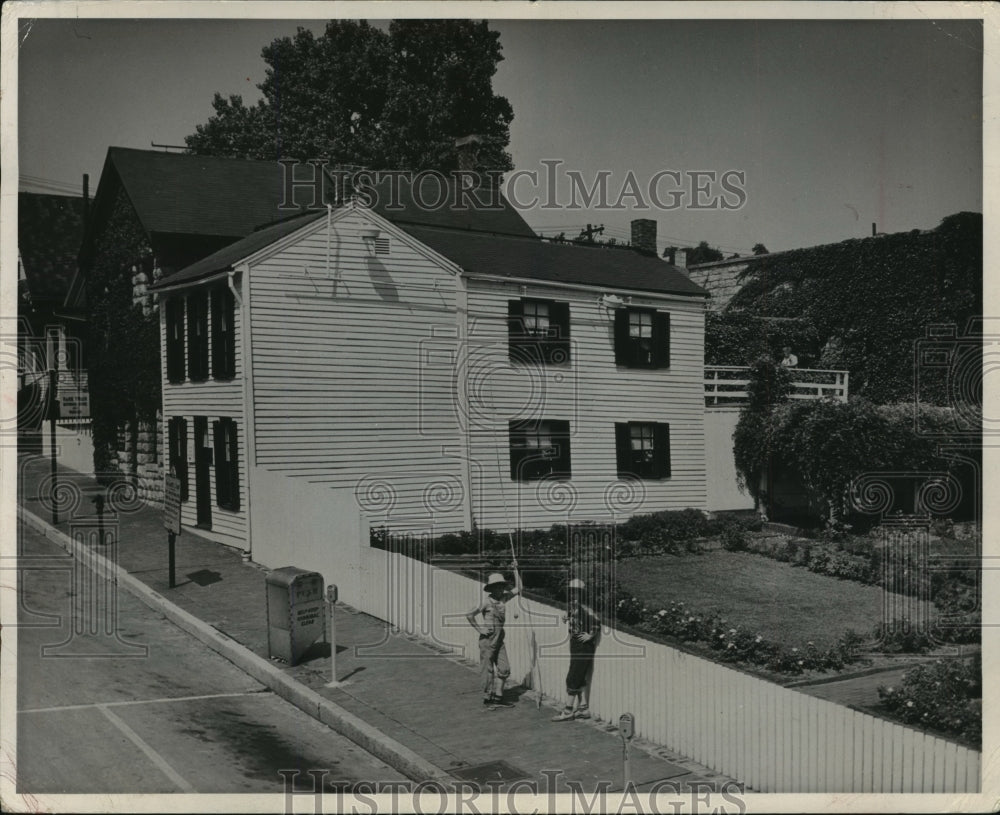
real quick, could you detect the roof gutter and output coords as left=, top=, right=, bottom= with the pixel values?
left=459, top=271, right=709, bottom=303
left=149, top=268, right=232, bottom=294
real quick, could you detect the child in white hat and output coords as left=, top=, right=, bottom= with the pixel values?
left=467, top=569, right=522, bottom=707
left=552, top=578, right=600, bottom=721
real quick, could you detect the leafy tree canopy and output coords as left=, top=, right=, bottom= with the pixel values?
left=686, top=240, right=725, bottom=265
left=752, top=242, right=768, bottom=255
left=186, top=19, right=514, bottom=173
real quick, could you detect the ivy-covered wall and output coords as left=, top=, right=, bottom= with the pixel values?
left=86, top=187, right=164, bottom=503
left=706, top=212, right=982, bottom=405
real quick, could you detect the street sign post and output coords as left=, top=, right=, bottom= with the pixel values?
left=164, top=474, right=182, bottom=588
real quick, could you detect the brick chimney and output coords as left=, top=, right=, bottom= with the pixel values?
left=630, top=218, right=657, bottom=255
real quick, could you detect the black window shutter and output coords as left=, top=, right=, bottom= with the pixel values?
left=653, top=311, right=671, bottom=368
left=654, top=422, right=672, bottom=479
left=211, top=289, right=222, bottom=378
left=615, top=422, right=631, bottom=477
left=167, top=299, right=184, bottom=382
left=614, top=309, right=630, bottom=365
left=508, top=300, right=524, bottom=362
left=548, top=301, right=571, bottom=363
left=178, top=418, right=188, bottom=501
left=227, top=421, right=240, bottom=511
left=508, top=420, right=523, bottom=480
left=224, top=288, right=236, bottom=377
left=212, top=420, right=226, bottom=507
left=551, top=420, right=572, bottom=477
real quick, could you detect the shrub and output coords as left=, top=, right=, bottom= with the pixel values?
left=874, top=621, right=935, bottom=654
left=720, top=526, right=749, bottom=552
left=878, top=654, right=981, bottom=747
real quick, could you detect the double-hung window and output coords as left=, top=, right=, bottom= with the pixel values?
left=509, top=419, right=572, bottom=481
left=614, top=308, right=670, bottom=368
left=508, top=298, right=571, bottom=365
left=615, top=421, right=671, bottom=479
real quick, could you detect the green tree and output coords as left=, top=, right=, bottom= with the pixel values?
left=752, top=242, right=768, bottom=255
left=186, top=19, right=514, bottom=172
left=685, top=241, right=724, bottom=265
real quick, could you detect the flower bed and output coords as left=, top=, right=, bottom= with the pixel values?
left=877, top=654, right=981, bottom=748
left=614, top=591, right=866, bottom=676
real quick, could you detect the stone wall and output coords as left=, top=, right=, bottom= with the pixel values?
left=685, top=258, right=753, bottom=311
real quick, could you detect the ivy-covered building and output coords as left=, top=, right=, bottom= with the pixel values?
left=69, top=147, right=298, bottom=503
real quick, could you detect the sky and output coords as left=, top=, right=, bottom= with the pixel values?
left=17, top=15, right=983, bottom=255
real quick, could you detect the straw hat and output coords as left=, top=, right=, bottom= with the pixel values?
left=567, top=578, right=586, bottom=591
left=484, top=573, right=509, bottom=591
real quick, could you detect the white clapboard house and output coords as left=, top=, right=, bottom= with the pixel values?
left=150, top=178, right=709, bottom=577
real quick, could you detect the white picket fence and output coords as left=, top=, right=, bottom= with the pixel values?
left=355, top=545, right=980, bottom=793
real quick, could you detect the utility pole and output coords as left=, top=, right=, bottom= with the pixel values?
left=48, top=368, right=59, bottom=525
left=577, top=223, right=605, bottom=243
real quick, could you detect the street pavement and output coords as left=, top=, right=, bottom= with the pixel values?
left=15, top=453, right=737, bottom=795
left=16, top=524, right=406, bottom=794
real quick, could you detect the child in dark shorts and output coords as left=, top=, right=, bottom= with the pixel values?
left=552, top=578, right=600, bottom=721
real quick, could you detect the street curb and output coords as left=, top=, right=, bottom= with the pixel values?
left=18, top=506, right=455, bottom=787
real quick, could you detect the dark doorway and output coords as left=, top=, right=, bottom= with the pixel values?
left=194, top=416, right=212, bottom=529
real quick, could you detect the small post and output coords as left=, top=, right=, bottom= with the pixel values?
left=48, top=368, right=59, bottom=525
left=326, top=584, right=339, bottom=686
left=168, top=532, right=176, bottom=588
left=619, top=712, right=635, bottom=790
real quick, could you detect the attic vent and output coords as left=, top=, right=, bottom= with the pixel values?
left=374, top=237, right=391, bottom=255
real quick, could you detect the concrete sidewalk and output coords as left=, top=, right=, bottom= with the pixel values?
left=16, top=453, right=737, bottom=793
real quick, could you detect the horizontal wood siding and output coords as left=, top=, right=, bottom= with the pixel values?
left=465, top=279, right=707, bottom=530
left=160, top=285, right=247, bottom=546
left=249, top=210, right=465, bottom=534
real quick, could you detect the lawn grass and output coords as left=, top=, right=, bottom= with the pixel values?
left=615, top=549, right=931, bottom=649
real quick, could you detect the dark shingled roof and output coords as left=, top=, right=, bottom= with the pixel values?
left=401, top=226, right=709, bottom=298
left=104, top=147, right=293, bottom=238
left=18, top=193, right=86, bottom=302
left=157, top=211, right=708, bottom=299
left=364, top=174, right=536, bottom=238
left=153, top=210, right=326, bottom=288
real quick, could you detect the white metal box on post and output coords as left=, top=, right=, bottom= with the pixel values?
left=265, top=567, right=325, bottom=665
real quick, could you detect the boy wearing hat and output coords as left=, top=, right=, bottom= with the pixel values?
left=467, top=568, right=522, bottom=707
left=552, top=578, right=600, bottom=722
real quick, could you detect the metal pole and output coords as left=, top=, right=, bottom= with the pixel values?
left=168, top=532, right=176, bottom=588
left=326, top=585, right=339, bottom=686
left=622, top=740, right=633, bottom=790
left=49, top=369, right=58, bottom=525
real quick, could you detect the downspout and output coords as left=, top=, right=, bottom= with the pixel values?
left=456, top=271, right=474, bottom=530
left=231, top=267, right=257, bottom=562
